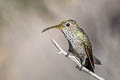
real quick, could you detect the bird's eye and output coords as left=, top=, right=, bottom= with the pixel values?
left=66, top=23, right=70, bottom=27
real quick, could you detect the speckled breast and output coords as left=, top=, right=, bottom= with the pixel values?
left=62, top=29, right=86, bottom=57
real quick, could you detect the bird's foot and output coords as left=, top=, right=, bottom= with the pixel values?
left=75, top=65, right=83, bottom=71
left=65, top=51, right=70, bottom=57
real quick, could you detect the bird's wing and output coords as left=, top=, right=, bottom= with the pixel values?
left=83, top=36, right=95, bottom=69
left=78, top=27, right=95, bottom=69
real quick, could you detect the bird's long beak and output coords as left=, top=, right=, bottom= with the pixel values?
left=42, top=24, right=62, bottom=33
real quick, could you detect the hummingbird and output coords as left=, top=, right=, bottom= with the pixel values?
left=42, top=19, right=101, bottom=72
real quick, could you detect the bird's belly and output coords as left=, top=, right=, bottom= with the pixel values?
left=72, top=43, right=86, bottom=58
left=67, top=35, right=87, bottom=58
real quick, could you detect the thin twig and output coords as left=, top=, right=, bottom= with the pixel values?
left=51, top=39, right=105, bottom=80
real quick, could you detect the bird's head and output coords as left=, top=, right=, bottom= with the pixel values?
left=42, top=19, right=78, bottom=33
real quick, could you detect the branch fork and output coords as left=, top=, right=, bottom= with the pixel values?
left=51, top=39, right=105, bottom=80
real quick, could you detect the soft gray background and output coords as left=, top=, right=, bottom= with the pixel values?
left=0, top=0, right=120, bottom=80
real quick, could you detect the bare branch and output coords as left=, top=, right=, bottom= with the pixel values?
left=51, top=39, right=105, bottom=80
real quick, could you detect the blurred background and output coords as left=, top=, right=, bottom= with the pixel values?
left=0, top=0, right=120, bottom=80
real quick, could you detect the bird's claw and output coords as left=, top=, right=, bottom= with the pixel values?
left=65, top=51, right=70, bottom=57
left=65, top=53, right=69, bottom=57
left=75, top=65, right=83, bottom=71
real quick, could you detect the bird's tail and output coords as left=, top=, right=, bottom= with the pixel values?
left=93, top=56, right=102, bottom=65
left=84, top=58, right=94, bottom=72
left=84, top=56, right=101, bottom=73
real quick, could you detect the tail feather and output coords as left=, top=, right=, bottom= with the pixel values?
left=93, top=56, right=102, bottom=65
left=84, top=56, right=101, bottom=73
left=84, top=58, right=94, bottom=72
